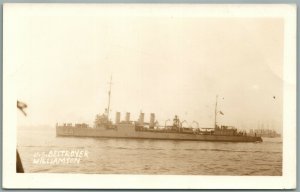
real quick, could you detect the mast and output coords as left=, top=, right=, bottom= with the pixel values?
left=107, top=75, right=112, bottom=119
left=214, top=95, right=218, bottom=129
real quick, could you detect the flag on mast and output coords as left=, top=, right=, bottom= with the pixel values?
left=17, top=100, right=27, bottom=116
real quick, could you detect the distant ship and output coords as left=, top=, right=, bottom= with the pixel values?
left=56, top=77, right=262, bottom=143
left=249, top=128, right=281, bottom=138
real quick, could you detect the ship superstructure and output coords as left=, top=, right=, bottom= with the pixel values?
left=56, top=78, right=262, bottom=142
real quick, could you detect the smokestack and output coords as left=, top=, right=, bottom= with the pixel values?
left=139, top=113, right=144, bottom=126
left=126, top=112, right=130, bottom=122
left=115, top=112, right=121, bottom=124
left=150, top=113, right=155, bottom=128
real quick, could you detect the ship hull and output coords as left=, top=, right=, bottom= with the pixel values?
left=56, top=126, right=262, bottom=142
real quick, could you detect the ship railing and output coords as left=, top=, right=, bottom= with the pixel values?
left=56, top=123, right=90, bottom=128
left=56, top=123, right=73, bottom=127
left=135, top=126, right=207, bottom=135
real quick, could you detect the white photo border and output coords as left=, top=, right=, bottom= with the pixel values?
left=2, top=3, right=296, bottom=189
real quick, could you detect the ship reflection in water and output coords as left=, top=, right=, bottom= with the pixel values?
left=18, top=127, right=282, bottom=175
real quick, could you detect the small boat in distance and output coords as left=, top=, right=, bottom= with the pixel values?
left=56, top=78, right=263, bottom=143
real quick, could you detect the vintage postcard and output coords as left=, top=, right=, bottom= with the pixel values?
left=3, top=3, right=296, bottom=189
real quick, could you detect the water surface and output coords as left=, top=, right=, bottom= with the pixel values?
left=17, top=126, right=282, bottom=175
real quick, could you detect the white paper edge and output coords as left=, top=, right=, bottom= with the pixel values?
left=2, top=3, right=297, bottom=189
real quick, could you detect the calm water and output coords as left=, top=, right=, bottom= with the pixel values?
left=17, top=126, right=282, bottom=175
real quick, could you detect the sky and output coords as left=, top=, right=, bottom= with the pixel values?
left=7, top=5, right=283, bottom=132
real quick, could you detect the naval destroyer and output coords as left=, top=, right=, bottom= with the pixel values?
left=56, top=78, right=262, bottom=142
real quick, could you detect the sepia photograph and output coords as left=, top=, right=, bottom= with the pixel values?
left=3, top=3, right=296, bottom=189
